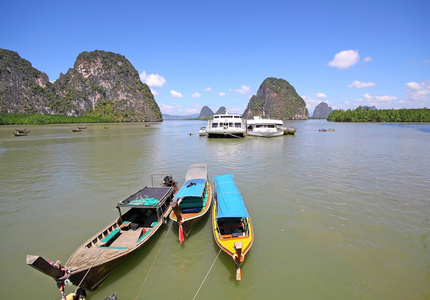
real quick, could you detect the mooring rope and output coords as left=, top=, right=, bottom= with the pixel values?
left=134, top=219, right=173, bottom=300
left=192, top=246, right=224, bottom=300
left=74, top=248, right=105, bottom=291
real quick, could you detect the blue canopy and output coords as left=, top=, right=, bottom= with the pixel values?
left=214, top=174, right=249, bottom=220
left=174, top=178, right=206, bottom=199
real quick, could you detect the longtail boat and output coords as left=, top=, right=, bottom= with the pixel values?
left=169, top=163, right=213, bottom=243
left=27, top=174, right=177, bottom=291
left=212, top=174, right=254, bottom=282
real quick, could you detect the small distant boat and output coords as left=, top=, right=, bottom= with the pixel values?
left=104, top=126, right=109, bottom=129
left=15, top=129, right=30, bottom=133
left=212, top=174, right=254, bottom=282
left=13, top=130, right=27, bottom=136
left=77, top=126, right=87, bottom=129
left=27, top=174, right=178, bottom=291
left=72, top=129, right=83, bottom=132
left=169, top=163, right=213, bottom=243
left=319, top=129, right=327, bottom=132
left=328, top=128, right=335, bottom=132
left=246, top=116, right=284, bottom=137
left=282, top=127, right=297, bottom=135
left=199, top=127, right=207, bottom=136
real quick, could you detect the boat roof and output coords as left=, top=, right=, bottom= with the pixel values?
left=214, top=174, right=249, bottom=220
left=174, top=178, right=206, bottom=199
left=116, top=186, right=172, bottom=208
left=185, top=163, right=207, bottom=181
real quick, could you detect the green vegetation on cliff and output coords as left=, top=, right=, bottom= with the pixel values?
left=0, top=113, right=112, bottom=125
left=327, top=107, right=430, bottom=122
left=86, top=100, right=135, bottom=122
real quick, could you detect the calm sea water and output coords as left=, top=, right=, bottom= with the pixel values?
left=0, top=120, right=429, bottom=300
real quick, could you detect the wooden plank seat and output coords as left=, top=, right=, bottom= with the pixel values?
left=182, top=207, right=202, bottom=213
left=100, top=228, right=121, bottom=246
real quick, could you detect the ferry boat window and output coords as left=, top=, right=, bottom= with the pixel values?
left=235, top=123, right=242, bottom=127
left=214, top=116, right=219, bottom=119
left=212, top=123, right=218, bottom=128
left=268, top=125, right=275, bottom=128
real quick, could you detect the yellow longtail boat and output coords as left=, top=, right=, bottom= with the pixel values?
left=212, top=174, right=254, bottom=282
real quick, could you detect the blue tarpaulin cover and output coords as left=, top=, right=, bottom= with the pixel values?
left=214, top=174, right=249, bottom=220
left=174, top=178, right=206, bottom=199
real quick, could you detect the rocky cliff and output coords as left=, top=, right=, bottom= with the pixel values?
left=215, top=106, right=227, bottom=114
left=0, top=49, right=162, bottom=121
left=198, top=106, right=214, bottom=118
left=311, top=102, right=332, bottom=119
left=0, top=49, right=56, bottom=114
left=242, top=77, right=308, bottom=120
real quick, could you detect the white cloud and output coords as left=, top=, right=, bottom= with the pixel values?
left=186, top=108, right=200, bottom=114
left=234, top=85, right=252, bottom=95
left=348, top=80, right=376, bottom=89
left=160, top=103, right=182, bottom=114
left=203, top=87, right=212, bottom=92
left=139, top=70, right=166, bottom=88
left=219, top=92, right=226, bottom=96
left=363, top=93, right=397, bottom=102
left=191, top=92, right=202, bottom=98
left=316, top=93, right=327, bottom=99
left=302, top=95, right=321, bottom=109
left=363, top=56, right=372, bottom=63
left=328, top=50, right=360, bottom=69
left=170, top=90, right=183, bottom=98
left=406, top=81, right=430, bottom=102
left=150, top=89, right=158, bottom=96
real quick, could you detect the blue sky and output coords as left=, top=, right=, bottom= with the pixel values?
left=2, top=0, right=429, bottom=116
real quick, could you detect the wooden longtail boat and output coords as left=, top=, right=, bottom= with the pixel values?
left=212, top=174, right=254, bottom=282
left=15, top=129, right=30, bottom=133
left=27, top=174, right=177, bottom=291
left=13, top=130, right=27, bottom=136
left=169, top=163, right=213, bottom=243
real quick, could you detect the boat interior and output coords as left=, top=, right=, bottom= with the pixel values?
left=84, top=208, right=161, bottom=249
left=217, top=218, right=248, bottom=238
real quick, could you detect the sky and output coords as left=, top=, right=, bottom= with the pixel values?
left=1, top=0, right=429, bottom=116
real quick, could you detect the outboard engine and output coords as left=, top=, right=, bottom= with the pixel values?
left=163, top=175, right=173, bottom=186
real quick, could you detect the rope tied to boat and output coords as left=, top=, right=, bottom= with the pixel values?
left=134, top=218, right=173, bottom=300
left=74, top=248, right=105, bottom=292
left=192, top=245, right=224, bottom=300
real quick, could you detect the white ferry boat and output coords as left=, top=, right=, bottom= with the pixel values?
left=205, top=112, right=247, bottom=138
left=246, top=115, right=284, bottom=137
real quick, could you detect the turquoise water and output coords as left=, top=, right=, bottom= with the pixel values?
left=0, top=120, right=429, bottom=299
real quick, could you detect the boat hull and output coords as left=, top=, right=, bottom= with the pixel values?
left=206, top=130, right=246, bottom=138
left=212, top=174, right=254, bottom=281
left=247, top=130, right=283, bottom=137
